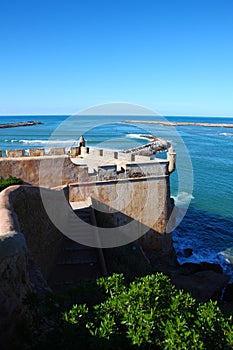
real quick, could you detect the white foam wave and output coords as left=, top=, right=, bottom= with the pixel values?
left=219, top=248, right=233, bottom=264
left=220, top=132, right=233, bottom=137
left=172, top=192, right=194, bottom=207
left=18, top=139, right=77, bottom=145
left=126, top=133, right=152, bottom=140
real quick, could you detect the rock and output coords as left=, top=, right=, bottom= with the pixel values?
left=183, top=248, right=193, bottom=258
left=222, top=283, right=233, bottom=302
left=172, top=270, right=230, bottom=302
left=177, top=262, right=223, bottom=275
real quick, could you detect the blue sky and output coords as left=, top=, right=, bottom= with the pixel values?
left=0, top=0, right=232, bottom=116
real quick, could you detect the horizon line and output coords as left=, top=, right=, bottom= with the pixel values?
left=0, top=113, right=232, bottom=118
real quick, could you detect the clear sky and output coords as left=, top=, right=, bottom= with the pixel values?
left=0, top=0, right=232, bottom=116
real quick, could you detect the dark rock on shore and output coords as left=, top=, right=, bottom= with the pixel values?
left=222, top=283, right=233, bottom=302
left=146, top=249, right=230, bottom=302
left=171, top=262, right=229, bottom=302
left=176, top=262, right=224, bottom=275
left=171, top=269, right=229, bottom=302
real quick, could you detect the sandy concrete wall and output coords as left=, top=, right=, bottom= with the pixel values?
left=0, top=156, right=84, bottom=187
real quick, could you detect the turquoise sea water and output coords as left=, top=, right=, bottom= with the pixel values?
left=1, top=114, right=233, bottom=278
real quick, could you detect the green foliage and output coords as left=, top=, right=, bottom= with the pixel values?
left=0, top=175, right=23, bottom=191
left=22, top=273, right=233, bottom=350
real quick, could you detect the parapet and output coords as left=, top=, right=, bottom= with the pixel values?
left=6, top=149, right=24, bottom=157
left=0, top=146, right=81, bottom=158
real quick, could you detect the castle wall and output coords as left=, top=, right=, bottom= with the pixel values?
left=0, top=185, right=71, bottom=337
left=0, top=146, right=175, bottom=250
left=0, top=155, right=84, bottom=187
left=69, top=160, right=174, bottom=249
left=9, top=186, right=67, bottom=279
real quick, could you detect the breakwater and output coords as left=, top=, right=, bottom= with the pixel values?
left=123, top=135, right=170, bottom=156
left=122, top=120, right=233, bottom=128
left=0, top=121, right=42, bottom=128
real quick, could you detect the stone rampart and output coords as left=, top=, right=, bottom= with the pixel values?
left=28, top=148, right=45, bottom=157
left=69, top=159, right=174, bottom=249
left=0, top=156, right=85, bottom=187
left=0, top=185, right=68, bottom=337
left=0, top=145, right=176, bottom=250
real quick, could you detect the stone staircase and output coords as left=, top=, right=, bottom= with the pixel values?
left=48, top=206, right=103, bottom=293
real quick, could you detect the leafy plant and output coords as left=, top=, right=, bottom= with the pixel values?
left=0, top=175, right=23, bottom=191
left=20, top=273, right=233, bottom=349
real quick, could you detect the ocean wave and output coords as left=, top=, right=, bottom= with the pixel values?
left=13, top=139, right=78, bottom=145
left=174, top=244, right=233, bottom=281
left=219, top=248, right=233, bottom=264
left=126, top=133, right=152, bottom=140
left=219, top=132, right=233, bottom=137
left=172, top=192, right=194, bottom=207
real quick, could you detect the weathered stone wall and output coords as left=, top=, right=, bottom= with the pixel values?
left=69, top=160, right=174, bottom=250
left=0, top=185, right=68, bottom=340
left=9, top=186, right=67, bottom=279
left=0, top=187, right=31, bottom=304
left=0, top=156, right=84, bottom=187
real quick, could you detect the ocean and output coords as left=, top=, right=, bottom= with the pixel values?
left=1, top=114, right=233, bottom=279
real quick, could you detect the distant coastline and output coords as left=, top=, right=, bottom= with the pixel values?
left=0, top=121, right=42, bottom=129
left=122, top=120, right=233, bottom=128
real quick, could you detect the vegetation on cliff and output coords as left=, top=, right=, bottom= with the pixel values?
left=0, top=176, right=23, bottom=191
left=20, top=272, right=233, bottom=349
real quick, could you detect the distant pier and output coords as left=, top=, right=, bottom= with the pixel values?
left=122, top=120, right=233, bottom=128
left=0, top=121, right=42, bottom=129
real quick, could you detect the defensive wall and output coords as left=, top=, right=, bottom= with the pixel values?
left=0, top=145, right=176, bottom=243
left=0, top=185, right=69, bottom=339
left=0, top=142, right=176, bottom=337
left=0, top=144, right=176, bottom=244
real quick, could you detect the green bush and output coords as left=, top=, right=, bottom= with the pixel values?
left=0, top=176, right=23, bottom=191
left=23, top=273, right=233, bottom=350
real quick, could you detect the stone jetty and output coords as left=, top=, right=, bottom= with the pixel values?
left=123, top=135, right=170, bottom=156
left=0, top=121, right=42, bottom=128
left=123, top=120, right=233, bottom=128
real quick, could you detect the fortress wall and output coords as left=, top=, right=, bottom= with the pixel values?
left=126, top=161, right=168, bottom=177
left=0, top=185, right=68, bottom=338
left=0, top=190, right=31, bottom=328
left=69, top=175, right=170, bottom=234
left=91, top=176, right=170, bottom=235
left=0, top=156, right=85, bottom=187
left=49, top=147, right=66, bottom=155
left=28, top=148, right=45, bottom=157
left=69, top=160, right=173, bottom=249
left=9, top=186, right=67, bottom=279
left=92, top=197, right=173, bottom=253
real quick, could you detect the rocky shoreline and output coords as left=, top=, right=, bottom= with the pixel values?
left=146, top=247, right=233, bottom=312
left=123, top=120, right=233, bottom=128
left=0, top=121, right=42, bottom=128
